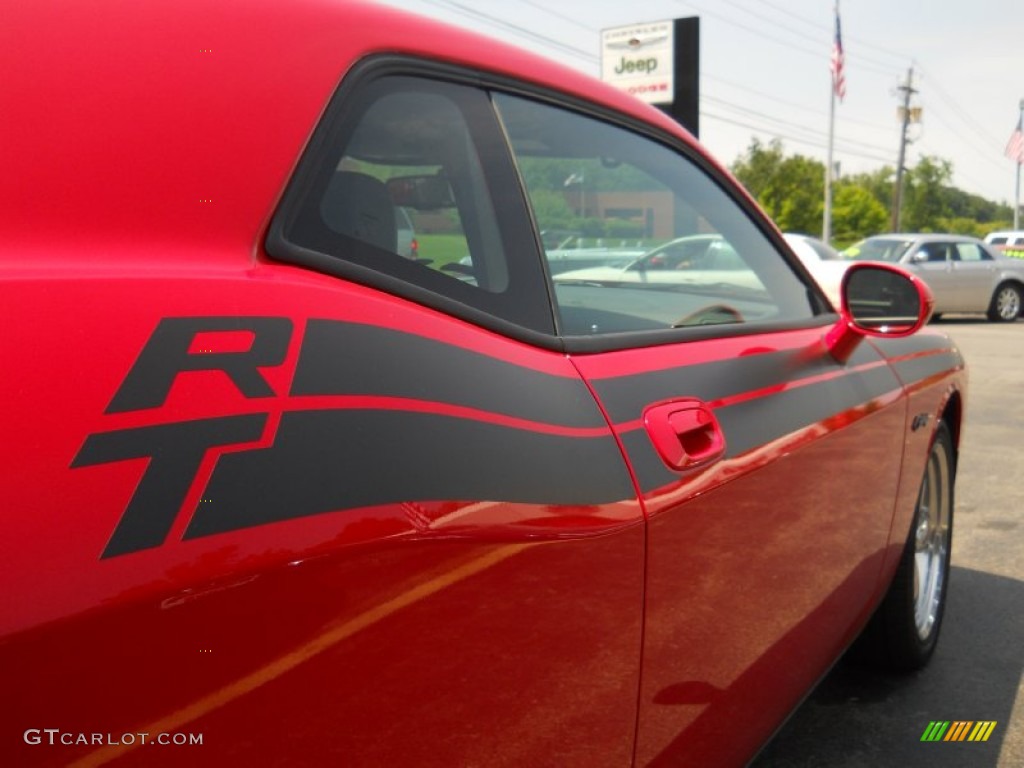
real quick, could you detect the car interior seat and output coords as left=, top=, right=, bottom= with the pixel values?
left=320, top=171, right=397, bottom=254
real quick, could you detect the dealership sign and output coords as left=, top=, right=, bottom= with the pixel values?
left=601, top=21, right=674, bottom=105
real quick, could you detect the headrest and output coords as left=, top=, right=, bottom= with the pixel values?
left=320, top=171, right=397, bottom=253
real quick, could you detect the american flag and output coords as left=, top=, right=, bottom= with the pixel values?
left=1006, top=120, right=1024, bottom=164
left=831, top=5, right=846, bottom=102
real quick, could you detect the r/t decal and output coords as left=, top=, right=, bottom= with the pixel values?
left=76, top=317, right=291, bottom=558
left=73, top=415, right=268, bottom=557
left=73, top=316, right=632, bottom=559
left=107, top=317, right=292, bottom=413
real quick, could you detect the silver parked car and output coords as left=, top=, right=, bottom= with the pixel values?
left=845, top=233, right=1024, bottom=322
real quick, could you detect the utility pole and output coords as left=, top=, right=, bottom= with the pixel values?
left=891, top=67, right=917, bottom=232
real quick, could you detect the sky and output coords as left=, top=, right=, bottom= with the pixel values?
left=375, top=0, right=1024, bottom=209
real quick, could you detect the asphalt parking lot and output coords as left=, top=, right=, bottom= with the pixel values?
left=754, top=318, right=1024, bottom=768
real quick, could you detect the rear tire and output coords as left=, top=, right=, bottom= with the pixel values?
left=855, top=422, right=955, bottom=672
left=987, top=282, right=1021, bottom=322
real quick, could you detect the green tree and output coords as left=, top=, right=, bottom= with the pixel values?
left=733, top=139, right=827, bottom=233
left=775, top=154, right=826, bottom=233
left=731, top=139, right=824, bottom=235
left=846, top=167, right=895, bottom=213
left=831, top=185, right=888, bottom=246
left=947, top=188, right=1013, bottom=224
left=731, top=138, right=787, bottom=199
left=933, top=217, right=987, bottom=237
left=525, top=188, right=575, bottom=231
left=715, top=137, right=1011, bottom=241
left=902, top=155, right=953, bottom=231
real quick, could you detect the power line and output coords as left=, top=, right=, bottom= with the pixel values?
left=670, top=0, right=832, bottom=62
left=915, top=64, right=1006, bottom=149
left=420, top=0, right=598, bottom=63
left=704, top=95, right=895, bottom=156
left=915, top=139, right=997, bottom=194
left=393, top=0, right=1004, bottom=200
left=411, top=0, right=903, bottom=164
left=742, top=0, right=908, bottom=66
left=916, top=99, right=1012, bottom=176
left=674, top=0, right=902, bottom=77
left=519, top=0, right=598, bottom=33
left=702, top=111, right=894, bottom=165
left=702, top=73, right=895, bottom=135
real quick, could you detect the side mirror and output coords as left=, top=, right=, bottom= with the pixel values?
left=386, top=175, right=454, bottom=210
left=825, top=262, right=934, bottom=363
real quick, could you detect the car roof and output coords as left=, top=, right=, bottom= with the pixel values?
left=782, top=233, right=830, bottom=247
left=2, top=0, right=708, bottom=262
left=783, top=233, right=843, bottom=260
left=866, top=233, right=983, bottom=243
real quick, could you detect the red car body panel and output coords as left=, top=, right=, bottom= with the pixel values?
left=3, top=0, right=692, bottom=257
left=1, top=1, right=966, bottom=766
left=2, top=266, right=648, bottom=766
left=572, top=329, right=961, bottom=764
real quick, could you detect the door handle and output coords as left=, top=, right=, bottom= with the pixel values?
left=644, top=399, right=726, bottom=471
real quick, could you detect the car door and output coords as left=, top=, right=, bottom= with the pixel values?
left=495, top=94, right=910, bottom=766
left=951, top=240, right=998, bottom=308
left=907, top=241, right=959, bottom=308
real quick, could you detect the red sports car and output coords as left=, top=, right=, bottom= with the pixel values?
left=2, top=1, right=966, bottom=765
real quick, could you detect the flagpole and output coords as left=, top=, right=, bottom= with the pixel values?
left=1016, top=150, right=1021, bottom=231
left=824, top=1, right=842, bottom=245
left=825, top=82, right=835, bottom=244
left=1016, top=99, right=1023, bottom=230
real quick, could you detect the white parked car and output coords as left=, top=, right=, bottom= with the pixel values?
left=783, top=233, right=850, bottom=310
left=553, top=234, right=766, bottom=293
left=984, top=230, right=1024, bottom=257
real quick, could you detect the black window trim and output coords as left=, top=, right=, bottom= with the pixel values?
left=265, top=54, right=835, bottom=356
left=266, top=57, right=560, bottom=347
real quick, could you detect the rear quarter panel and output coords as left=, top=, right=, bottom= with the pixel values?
left=0, top=262, right=646, bottom=766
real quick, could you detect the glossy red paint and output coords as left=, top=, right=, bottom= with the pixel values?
left=2, top=0, right=687, bottom=257
left=643, top=400, right=726, bottom=471
left=570, top=325, right=910, bottom=764
left=874, top=342, right=967, bottom=594
left=2, top=266, right=647, bottom=766
left=1, top=1, right=967, bottom=766
left=826, top=262, right=936, bottom=363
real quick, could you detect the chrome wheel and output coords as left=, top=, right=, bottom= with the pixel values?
left=913, top=438, right=951, bottom=641
left=990, top=283, right=1021, bottom=322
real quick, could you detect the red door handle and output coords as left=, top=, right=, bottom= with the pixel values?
left=644, top=399, right=726, bottom=471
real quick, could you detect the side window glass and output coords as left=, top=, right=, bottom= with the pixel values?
left=312, top=84, right=505, bottom=290
left=920, top=243, right=949, bottom=262
left=269, top=73, right=553, bottom=335
left=492, top=94, right=814, bottom=335
left=955, top=243, right=986, bottom=262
